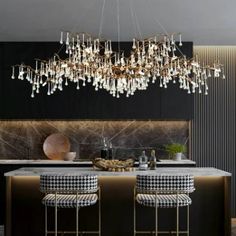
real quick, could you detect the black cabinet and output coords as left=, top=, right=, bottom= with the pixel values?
left=0, top=42, right=193, bottom=119
left=160, top=83, right=193, bottom=119
left=86, top=82, right=161, bottom=119
left=160, top=41, right=193, bottom=119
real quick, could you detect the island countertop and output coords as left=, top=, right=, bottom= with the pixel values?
left=0, top=159, right=196, bottom=165
left=4, top=167, right=231, bottom=177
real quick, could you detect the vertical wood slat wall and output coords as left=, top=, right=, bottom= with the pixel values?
left=192, top=46, right=236, bottom=216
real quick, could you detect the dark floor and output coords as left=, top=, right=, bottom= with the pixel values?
left=0, top=219, right=235, bottom=236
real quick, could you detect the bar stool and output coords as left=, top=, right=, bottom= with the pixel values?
left=134, top=174, right=195, bottom=236
left=40, top=173, right=101, bottom=236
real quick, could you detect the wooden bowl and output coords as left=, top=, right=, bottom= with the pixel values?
left=43, top=133, right=71, bottom=160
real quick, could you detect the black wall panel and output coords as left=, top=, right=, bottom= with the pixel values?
left=192, top=46, right=236, bottom=216
left=0, top=42, right=193, bottom=119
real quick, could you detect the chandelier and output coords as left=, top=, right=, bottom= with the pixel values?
left=11, top=31, right=225, bottom=98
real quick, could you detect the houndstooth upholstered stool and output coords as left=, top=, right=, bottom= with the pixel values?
left=40, top=173, right=101, bottom=236
left=134, top=174, right=195, bottom=236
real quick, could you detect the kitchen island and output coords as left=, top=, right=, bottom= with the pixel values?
left=4, top=167, right=231, bottom=236
left=0, top=159, right=196, bottom=234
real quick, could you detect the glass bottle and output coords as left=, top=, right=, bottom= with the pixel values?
left=108, top=142, right=114, bottom=160
left=149, top=149, right=157, bottom=170
left=138, top=150, right=148, bottom=170
left=101, top=137, right=109, bottom=159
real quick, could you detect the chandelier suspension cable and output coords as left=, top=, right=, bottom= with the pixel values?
left=116, top=0, right=121, bottom=53
left=146, top=0, right=224, bottom=73
left=131, top=0, right=143, bottom=40
left=128, top=0, right=138, bottom=39
left=145, top=0, right=185, bottom=58
left=57, top=2, right=95, bottom=56
left=98, top=0, right=106, bottom=39
left=153, top=20, right=185, bottom=58
left=33, top=0, right=100, bottom=72
left=59, top=1, right=104, bottom=57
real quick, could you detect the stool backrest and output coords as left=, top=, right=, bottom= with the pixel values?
left=136, top=174, right=195, bottom=193
left=40, top=173, right=98, bottom=193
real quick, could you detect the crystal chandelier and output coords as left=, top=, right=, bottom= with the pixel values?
left=11, top=32, right=225, bottom=98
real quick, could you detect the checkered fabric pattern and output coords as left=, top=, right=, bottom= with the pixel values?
left=136, top=193, right=192, bottom=208
left=40, top=174, right=98, bottom=209
left=136, top=174, right=195, bottom=193
left=40, top=174, right=98, bottom=193
left=42, top=193, right=98, bottom=208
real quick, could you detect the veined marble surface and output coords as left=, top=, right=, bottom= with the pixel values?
left=4, top=167, right=231, bottom=177
left=0, top=120, right=189, bottom=160
left=0, top=159, right=196, bottom=165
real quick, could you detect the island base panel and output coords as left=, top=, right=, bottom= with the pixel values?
left=6, top=176, right=230, bottom=236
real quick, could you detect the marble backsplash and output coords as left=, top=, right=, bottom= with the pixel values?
left=0, top=120, right=189, bottom=160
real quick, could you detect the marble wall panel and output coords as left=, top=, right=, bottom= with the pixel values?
left=0, top=120, right=189, bottom=160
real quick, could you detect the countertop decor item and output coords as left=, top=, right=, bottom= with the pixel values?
left=138, top=150, right=148, bottom=170
left=165, top=143, right=186, bottom=161
left=63, top=152, right=76, bottom=161
left=149, top=149, right=157, bottom=170
left=43, top=133, right=71, bottom=160
left=92, top=158, right=135, bottom=172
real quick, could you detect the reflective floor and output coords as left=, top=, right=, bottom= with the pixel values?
left=0, top=221, right=235, bottom=236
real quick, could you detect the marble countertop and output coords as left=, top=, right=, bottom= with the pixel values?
left=4, top=167, right=231, bottom=177
left=0, top=159, right=196, bottom=165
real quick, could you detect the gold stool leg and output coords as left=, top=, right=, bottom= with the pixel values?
left=99, top=188, right=101, bottom=236
left=187, top=205, right=189, bottom=236
left=176, top=205, right=179, bottom=236
left=155, top=205, right=158, bottom=236
left=155, top=191, right=158, bottom=236
left=45, top=206, right=47, bottom=236
left=55, top=193, right=58, bottom=236
left=76, top=205, right=79, bottom=236
left=134, top=188, right=136, bottom=236
left=176, top=194, right=179, bottom=236
left=55, top=205, right=57, bottom=236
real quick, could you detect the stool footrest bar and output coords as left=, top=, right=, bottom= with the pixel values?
left=47, top=230, right=100, bottom=234
left=135, top=230, right=189, bottom=234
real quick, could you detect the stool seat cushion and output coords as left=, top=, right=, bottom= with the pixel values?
left=42, top=193, right=98, bottom=208
left=136, top=193, right=192, bottom=208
